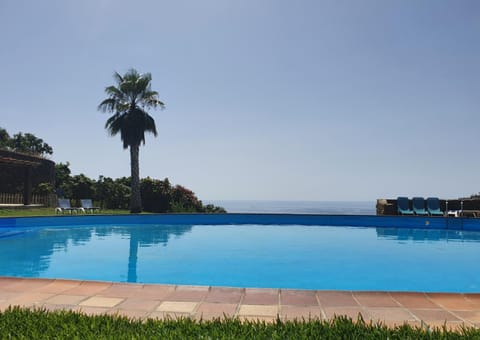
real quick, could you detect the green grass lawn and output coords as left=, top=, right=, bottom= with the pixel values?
left=0, top=207, right=131, bottom=217
left=1, top=307, right=478, bottom=340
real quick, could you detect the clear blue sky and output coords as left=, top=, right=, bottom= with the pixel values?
left=1, top=0, right=479, bottom=201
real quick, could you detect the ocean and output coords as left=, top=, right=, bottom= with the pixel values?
left=205, top=200, right=376, bottom=215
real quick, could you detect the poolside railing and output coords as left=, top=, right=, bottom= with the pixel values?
left=0, top=193, right=56, bottom=207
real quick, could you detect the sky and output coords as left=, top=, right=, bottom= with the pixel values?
left=1, top=0, right=479, bottom=202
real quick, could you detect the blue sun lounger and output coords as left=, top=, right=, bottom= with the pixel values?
left=397, top=197, right=414, bottom=215
left=412, top=197, right=428, bottom=216
left=56, top=198, right=77, bottom=214
left=426, top=197, right=444, bottom=216
left=80, top=199, right=101, bottom=214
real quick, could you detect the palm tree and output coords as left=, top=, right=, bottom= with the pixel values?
left=98, top=69, right=165, bottom=213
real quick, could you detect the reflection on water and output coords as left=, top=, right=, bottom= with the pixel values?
left=0, top=224, right=193, bottom=280
left=1, top=224, right=480, bottom=291
left=376, top=227, right=480, bottom=243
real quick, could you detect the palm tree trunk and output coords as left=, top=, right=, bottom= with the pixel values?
left=129, top=144, right=142, bottom=213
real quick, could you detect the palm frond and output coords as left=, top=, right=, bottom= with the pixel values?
left=141, top=72, right=152, bottom=82
left=146, top=98, right=165, bottom=109
left=98, top=98, right=117, bottom=113
left=124, top=69, right=140, bottom=83
left=136, top=75, right=151, bottom=95
left=113, top=72, right=123, bottom=84
left=143, top=113, right=158, bottom=137
left=140, top=90, right=165, bottom=109
left=105, top=112, right=123, bottom=134
left=104, top=86, right=124, bottom=99
left=117, top=102, right=130, bottom=112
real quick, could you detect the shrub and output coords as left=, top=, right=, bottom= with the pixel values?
left=54, top=163, right=225, bottom=213
left=140, top=177, right=172, bottom=213
left=33, top=182, right=54, bottom=196
left=95, top=176, right=130, bottom=210
left=70, top=174, right=95, bottom=205
left=170, top=185, right=203, bottom=212
left=202, top=204, right=227, bottom=213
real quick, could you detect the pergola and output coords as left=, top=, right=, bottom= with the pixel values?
left=0, top=150, right=51, bottom=205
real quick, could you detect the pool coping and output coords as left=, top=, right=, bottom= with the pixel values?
left=0, top=277, right=479, bottom=329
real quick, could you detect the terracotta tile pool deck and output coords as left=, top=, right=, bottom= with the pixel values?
left=0, top=277, right=479, bottom=328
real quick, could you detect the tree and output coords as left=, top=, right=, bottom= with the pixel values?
left=140, top=177, right=172, bottom=213
left=0, top=127, right=10, bottom=148
left=98, top=69, right=165, bottom=213
left=10, top=132, right=53, bottom=155
left=55, top=162, right=72, bottom=197
left=0, top=128, right=53, bottom=156
left=171, top=185, right=203, bottom=212
left=94, top=176, right=131, bottom=209
left=69, top=174, right=95, bottom=205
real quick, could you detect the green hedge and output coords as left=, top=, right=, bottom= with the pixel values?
left=0, top=307, right=478, bottom=339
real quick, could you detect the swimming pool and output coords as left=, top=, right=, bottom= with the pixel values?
left=1, top=214, right=480, bottom=292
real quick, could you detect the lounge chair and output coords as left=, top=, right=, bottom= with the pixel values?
left=80, top=199, right=100, bottom=214
left=426, top=197, right=444, bottom=216
left=55, top=199, right=77, bottom=214
left=396, top=197, right=414, bottom=215
left=412, top=197, right=428, bottom=215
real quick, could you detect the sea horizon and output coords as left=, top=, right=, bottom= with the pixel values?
left=204, top=200, right=376, bottom=215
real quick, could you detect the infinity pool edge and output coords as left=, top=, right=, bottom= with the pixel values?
left=1, top=213, right=479, bottom=231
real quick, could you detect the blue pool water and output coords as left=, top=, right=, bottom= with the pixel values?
left=0, top=215, right=479, bottom=292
